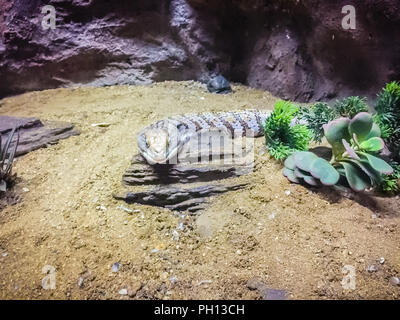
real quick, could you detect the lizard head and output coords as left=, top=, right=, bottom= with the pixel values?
left=137, top=127, right=184, bottom=165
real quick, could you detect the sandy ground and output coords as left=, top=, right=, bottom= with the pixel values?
left=0, top=81, right=399, bottom=300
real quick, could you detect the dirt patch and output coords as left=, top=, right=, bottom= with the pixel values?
left=0, top=81, right=399, bottom=300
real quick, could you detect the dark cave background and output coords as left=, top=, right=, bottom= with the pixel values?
left=0, top=0, right=399, bottom=102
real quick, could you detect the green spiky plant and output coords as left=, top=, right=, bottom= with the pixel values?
left=372, top=81, right=400, bottom=193
left=377, top=161, right=400, bottom=194
left=264, top=100, right=312, bottom=160
left=298, top=102, right=338, bottom=142
left=374, top=81, right=400, bottom=159
left=283, top=112, right=393, bottom=192
left=333, top=96, right=369, bottom=119
left=0, top=127, right=20, bottom=192
left=298, top=97, right=369, bottom=144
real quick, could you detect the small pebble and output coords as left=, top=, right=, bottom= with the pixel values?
left=111, top=262, right=120, bottom=273
left=22, top=187, right=30, bottom=193
left=91, top=123, right=111, bottom=127
left=117, top=205, right=133, bottom=213
left=119, top=288, right=128, bottom=295
left=268, top=213, right=276, bottom=220
left=367, top=265, right=377, bottom=273
left=197, top=280, right=212, bottom=286
left=1, top=252, right=8, bottom=257
left=172, top=230, right=179, bottom=241
left=389, top=277, right=400, bottom=286
left=77, top=277, right=84, bottom=288
left=236, top=250, right=242, bottom=255
left=151, top=249, right=159, bottom=254
left=170, top=276, right=178, bottom=284
left=379, top=257, right=385, bottom=264
left=285, top=190, right=291, bottom=196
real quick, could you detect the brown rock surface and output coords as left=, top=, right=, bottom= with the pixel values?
left=1, top=0, right=399, bottom=101
left=0, top=115, right=80, bottom=156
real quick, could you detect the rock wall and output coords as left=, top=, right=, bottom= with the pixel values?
left=0, top=0, right=399, bottom=102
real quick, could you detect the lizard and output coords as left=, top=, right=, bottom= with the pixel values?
left=137, top=109, right=272, bottom=165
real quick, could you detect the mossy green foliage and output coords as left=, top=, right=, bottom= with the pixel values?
left=298, top=102, right=338, bottom=142
left=373, top=81, right=400, bottom=160
left=378, top=161, right=400, bottom=194
left=299, top=96, right=369, bottom=143
left=264, top=100, right=312, bottom=160
left=333, top=96, right=369, bottom=118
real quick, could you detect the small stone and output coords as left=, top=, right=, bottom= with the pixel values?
left=1, top=252, right=8, bottom=257
left=151, top=249, right=159, bottom=254
left=91, top=123, right=111, bottom=127
left=389, top=277, right=400, bottom=286
left=197, top=280, right=212, bottom=286
left=263, top=289, right=287, bottom=301
left=170, top=276, right=178, bottom=284
left=172, top=230, right=179, bottom=241
left=22, top=187, right=30, bottom=193
left=285, top=190, right=291, bottom=196
left=236, top=250, right=242, bottom=255
left=371, top=214, right=377, bottom=219
left=367, top=265, right=377, bottom=273
left=77, top=277, right=84, bottom=288
left=207, top=75, right=232, bottom=94
left=268, top=213, right=276, bottom=220
left=119, top=288, right=128, bottom=295
left=111, top=262, right=120, bottom=273
left=379, top=257, right=385, bottom=264
left=117, top=205, right=133, bottom=214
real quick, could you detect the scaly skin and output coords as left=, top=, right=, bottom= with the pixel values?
left=137, top=110, right=272, bottom=165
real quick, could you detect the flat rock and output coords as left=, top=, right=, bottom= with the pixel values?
left=123, top=155, right=254, bottom=186
left=0, top=116, right=80, bottom=156
left=119, top=136, right=254, bottom=212
left=114, top=183, right=247, bottom=213
left=247, top=277, right=287, bottom=300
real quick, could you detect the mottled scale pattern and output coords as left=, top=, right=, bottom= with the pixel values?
left=147, top=110, right=271, bottom=137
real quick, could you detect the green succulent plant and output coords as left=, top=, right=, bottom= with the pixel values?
left=283, top=151, right=339, bottom=187
left=283, top=112, right=393, bottom=192
left=0, top=126, right=19, bottom=192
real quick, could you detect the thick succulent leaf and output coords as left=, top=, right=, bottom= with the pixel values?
left=359, top=137, right=385, bottom=152
left=283, top=168, right=300, bottom=183
left=357, top=152, right=393, bottom=175
left=304, top=176, right=319, bottom=186
left=365, top=122, right=381, bottom=139
left=309, top=157, right=340, bottom=186
left=284, top=154, right=296, bottom=170
left=342, top=139, right=360, bottom=159
left=294, top=167, right=312, bottom=179
left=323, top=118, right=351, bottom=157
left=344, top=159, right=381, bottom=185
left=293, top=151, right=318, bottom=172
left=340, top=162, right=371, bottom=192
left=348, top=112, right=373, bottom=141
